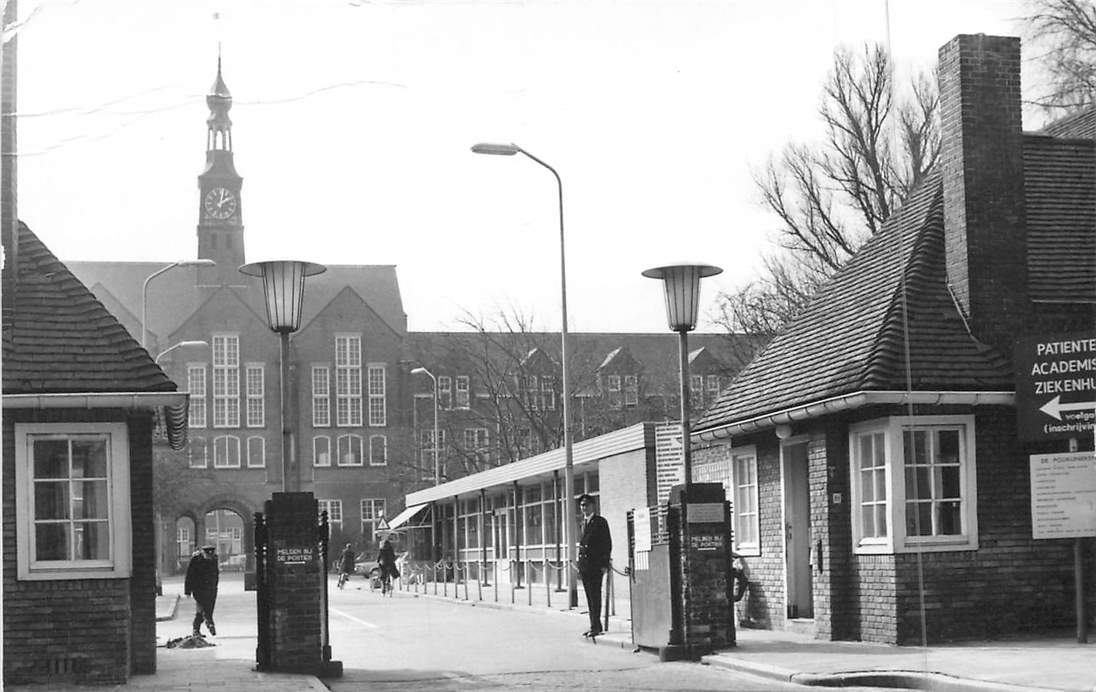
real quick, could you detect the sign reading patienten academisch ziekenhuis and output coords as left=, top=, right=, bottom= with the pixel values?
left=1015, top=332, right=1096, bottom=442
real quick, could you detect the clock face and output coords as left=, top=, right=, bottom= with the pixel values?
left=204, top=187, right=238, bottom=220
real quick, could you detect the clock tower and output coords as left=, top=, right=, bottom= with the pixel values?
left=196, top=57, right=245, bottom=286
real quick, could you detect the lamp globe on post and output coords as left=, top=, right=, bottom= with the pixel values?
left=239, top=260, right=326, bottom=493
left=641, top=263, right=722, bottom=492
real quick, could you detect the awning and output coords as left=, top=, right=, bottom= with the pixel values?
left=387, top=503, right=429, bottom=530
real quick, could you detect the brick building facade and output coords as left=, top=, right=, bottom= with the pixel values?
left=691, top=34, right=1096, bottom=645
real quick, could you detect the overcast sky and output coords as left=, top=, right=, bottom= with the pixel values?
left=13, top=0, right=1028, bottom=332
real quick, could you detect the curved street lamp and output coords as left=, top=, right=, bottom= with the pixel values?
left=239, top=260, right=327, bottom=493
left=410, top=366, right=441, bottom=486
left=155, top=340, right=209, bottom=365
left=471, top=141, right=579, bottom=608
left=142, top=259, right=216, bottom=348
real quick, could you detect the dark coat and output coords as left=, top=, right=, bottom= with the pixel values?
left=377, top=542, right=399, bottom=579
left=184, top=553, right=219, bottom=605
left=338, top=547, right=356, bottom=572
left=577, top=514, right=612, bottom=574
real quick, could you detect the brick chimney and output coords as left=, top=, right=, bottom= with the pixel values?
left=938, top=34, right=1030, bottom=353
left=2, top=0, right=19, bottom=318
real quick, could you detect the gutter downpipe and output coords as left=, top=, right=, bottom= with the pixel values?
left=694, top=390, right=1015, bottom=442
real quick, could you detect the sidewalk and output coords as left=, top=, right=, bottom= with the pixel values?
left=410, top=579, right=1096, bottom=692
left=10, top=580, right=1094, bottom=691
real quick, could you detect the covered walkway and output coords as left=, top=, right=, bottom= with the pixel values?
left=397, top=422, right=681, bottom=608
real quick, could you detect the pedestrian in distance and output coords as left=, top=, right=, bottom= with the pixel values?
left=577, top=493, right=611, bottom=638
left=337, top=542, right=356, bottom=589
left=184, top=544, right=219, bottom=637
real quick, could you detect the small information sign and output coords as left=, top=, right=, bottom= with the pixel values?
left=689, top=534, right=724, bottom=552
left=275, top=545, right=315, bottom=566
left=686, top=502, right=724, bottom=524
left=633, top=506, right=652, bottom=553
left=1030, top=452, right=1096, bottom=540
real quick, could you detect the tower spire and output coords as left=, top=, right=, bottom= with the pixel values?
left=206, top=54, right=232, bottom=152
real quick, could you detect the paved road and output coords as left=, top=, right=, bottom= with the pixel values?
left=164, top=575, right=812, bottom=690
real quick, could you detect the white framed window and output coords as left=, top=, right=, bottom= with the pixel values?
left=189, top=438, right=208, bottom=468
left=420, top=430, right=446, bottom=477
left=318, top=499, right=343, bottom=529
left=337, top=433, right=364, bottom=466
left=246, top=436, right=266, bottom=468
left=188, top=365, right=207, bottom=428
left=690, top=374, right=703, bottom=407
left=313, top=436, right=331, bottom=467
left=526, top=376, right=539, bottom=411
left=212, top=334, right=240, bottom=428
left=369, top=434, right=387, bottom=466
left=706, top=375, right=721, bottom=399
left=464, top=427, right=489, bottom=465
left=541, top=376, right=556, bottom=410
left=335, top=335, right=362, bottom=427
left=246, top=364, right=265, bottom=428
left=455, top=375, right=470, bottom=409
left=312, top=366, right=331, bottom=427
left=14, top=423, right=133, bottom=580
left=607, top=375, right=622, bottom=409
left=438, top=376, right=452, bottom=409
left=367, top=364, right=387, bottom=426
left=361, top=498, right=386, bottom=539
left=624, top=374, right=638, bottom=407
left=849, top=416, right=979, bottom=554
left=177, top=526, right=192, bottom=559
left=730, top=446, right=760, bottom=555
left=213, top=435, right=241, bottom=468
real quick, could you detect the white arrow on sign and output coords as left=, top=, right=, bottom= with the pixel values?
left=1039, top=395, right=1096, bottom=420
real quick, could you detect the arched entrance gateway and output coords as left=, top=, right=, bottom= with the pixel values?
left=167, top=497, right=258, bottom=578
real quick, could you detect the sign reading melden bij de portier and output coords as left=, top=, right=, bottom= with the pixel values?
left=1014, top=332, right=1096, bottom=442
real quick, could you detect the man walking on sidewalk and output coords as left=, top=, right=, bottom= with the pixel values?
left=577, top=493, right=611, bottom=637
left=185, top=544, right=220, bottom=637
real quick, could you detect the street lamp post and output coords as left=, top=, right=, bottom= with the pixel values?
left=142, top=260, right=216, bottom=349
left=643, top=262, right=722, bottom=654
left=239, top=260, right=326, bottom=493
left=410, top=367, right=440, bottom=485
left=471, top=141, right=579, bottom=607
left=641, top=264, right=722, bottom=493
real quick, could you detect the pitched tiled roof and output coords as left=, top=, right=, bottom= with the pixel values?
left=1023, top=135, right=1096, bottom=303
left=3, top=223, right=176, bottom=394
left=694, top=174, right=1014, bottom=433
left=1040, top=106, right=1096, bottom=139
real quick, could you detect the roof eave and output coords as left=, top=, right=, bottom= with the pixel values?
left=4, top=391, right=191, bottom=450
left=694, top=389, right=1015, bottom=442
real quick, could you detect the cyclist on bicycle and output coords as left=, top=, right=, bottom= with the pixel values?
left=376, top=537, right=399, bottom=595
left=336, top=543, right=356, bottom=589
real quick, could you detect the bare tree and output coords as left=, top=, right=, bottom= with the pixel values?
left=716, top=44, right=939, bottom=336
left=1027, top=0, right=1096, bottom=111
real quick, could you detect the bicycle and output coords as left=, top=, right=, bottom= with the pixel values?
left=337, top=570, right=352, bottom=590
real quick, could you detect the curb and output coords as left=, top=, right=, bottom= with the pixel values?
left=702, top=655, right=1057, bottom=692
left=156, top=594, right=180, bottom=622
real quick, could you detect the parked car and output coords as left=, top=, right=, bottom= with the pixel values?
left=220, top=554, right=246, bottom=572
left=353, top=558, right=380, bottom=579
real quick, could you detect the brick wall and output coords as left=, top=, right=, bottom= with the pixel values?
left=892, top=408, right=1094, bottom=642
left=3, top=408, right=158, bottom=685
